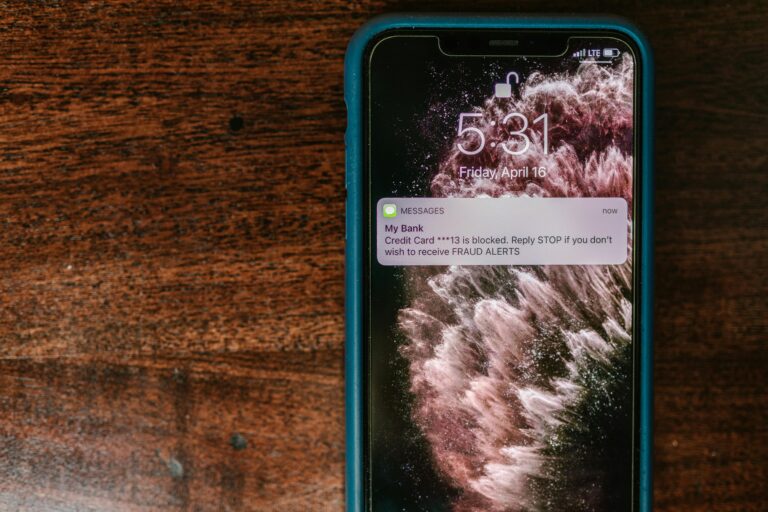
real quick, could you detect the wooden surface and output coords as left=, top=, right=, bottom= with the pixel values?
left=0, top=1, right=765, bottom=511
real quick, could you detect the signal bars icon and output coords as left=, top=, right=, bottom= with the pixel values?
left=572, top=49, right=588, bottom=59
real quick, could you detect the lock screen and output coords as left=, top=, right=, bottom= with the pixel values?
left=365, top=31, right=640, bottom=511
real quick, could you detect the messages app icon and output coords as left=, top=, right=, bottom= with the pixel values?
left=382, top=203, right=397, bottom=218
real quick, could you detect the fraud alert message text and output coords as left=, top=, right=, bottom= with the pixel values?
left=376, top=197, right=628, bottom=266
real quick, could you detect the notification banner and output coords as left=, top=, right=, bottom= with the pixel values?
left=376, top=197, right=628, bottom=266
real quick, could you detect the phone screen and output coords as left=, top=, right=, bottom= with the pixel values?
left=364, top=30, right=640, bottom=511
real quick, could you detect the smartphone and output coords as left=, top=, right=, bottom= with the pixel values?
left=345, top=15, right=653, bottom=512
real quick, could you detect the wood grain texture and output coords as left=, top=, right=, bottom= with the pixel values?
left=0, top=1, right=765, bottom=511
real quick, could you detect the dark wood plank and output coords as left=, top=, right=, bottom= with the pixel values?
left=0, top=352, right=344, bottom=511
left=0, top=0, right=765, bottom=510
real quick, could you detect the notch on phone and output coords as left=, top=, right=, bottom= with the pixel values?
left=439, top=30, right=570, bottom=56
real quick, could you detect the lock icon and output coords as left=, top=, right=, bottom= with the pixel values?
left=494, top=71, right=519, bottom=98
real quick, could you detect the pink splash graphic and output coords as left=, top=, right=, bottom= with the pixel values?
left=398, top=56, right=634, bottom=511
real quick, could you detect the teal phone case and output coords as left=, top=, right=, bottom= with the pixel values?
left=345, top=14, right=654, bottom=511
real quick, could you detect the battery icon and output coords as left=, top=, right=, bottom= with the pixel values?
left=603, top=48, right=621, bottom=58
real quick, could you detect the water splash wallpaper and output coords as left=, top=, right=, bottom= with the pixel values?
left=368, top=37, right=636, bottom=512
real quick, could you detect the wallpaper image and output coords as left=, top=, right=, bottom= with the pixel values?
left=368, top=39, right=636, bottom=512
